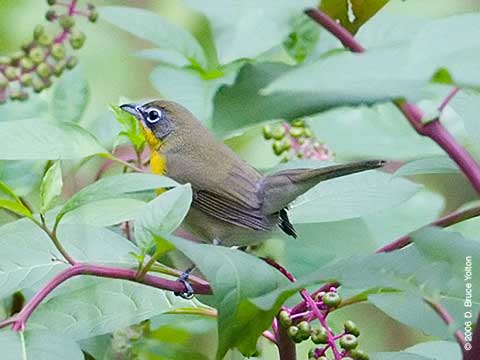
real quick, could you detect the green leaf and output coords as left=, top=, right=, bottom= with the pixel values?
left=394, top=156, right=459, bottom=177
left=283, top=14, right=320, bottom=63
left=51, top=68, right=90, bottom=123
left=183, top=0, right=317, bottom=64
left=0, top=330, right=84, bottom=360
left=289, top=168, right=421, bottom=223
left=164, top=234, right=288, bottom=359
left=111, top=105, right=145, bottom=151
left=0, top=160, right=45, bottom=196
left=40, top=161, right=63, bottom=213
left=62, top=198, right=146, bottom=227
left=136, top=313, right=217, bottom=360
left=56, top=173, right=177, bottom=223
left=320, top=0, right=389, bottom=34
left=29, top=279, right=197, bottom=340
left=150, top=65, right=236, bottom=124
left=0, top=180, right=32, bottom=218
left=99, top=6, right=207, bottom=68
left=308, top=103, right=442, bottom=160
left=134, top=184, right=192, bottom=251
left=0, top=119, right=107, bottom=160
left=450, top=90, right=480, bottom=149
left=404, top=341, right=462, bottom=360
left=135, top=48, right=190, bottom=67
left=368, top=292, right=452, bottom=339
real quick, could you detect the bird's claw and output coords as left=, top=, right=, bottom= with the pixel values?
left=174, top=270, right=194, bottom=299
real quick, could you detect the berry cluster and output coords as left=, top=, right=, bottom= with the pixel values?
left=278, top=289, right=369, bottom=360
left=262, top=119, right=332, bottom=161
left=0, top=0, right=97, bottom=103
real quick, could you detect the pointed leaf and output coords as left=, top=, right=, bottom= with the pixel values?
left=40, top=161, right=63, bottom=213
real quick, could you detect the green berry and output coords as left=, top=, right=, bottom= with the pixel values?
left=339, top=334, right=358, bottom=350
left=69, top=31, right=86, bottom=49
left=262, top=124, right=273, bottom=140
left=278, top=310, right=292, bottom=328
left=32, top=78, right=45, bottom=93
left=45, top=9, right=57, bottom=21
left=303, top=128, right=314, bottom=138
left=297, top=321, right=311, bottom=340
left=291, top=118, right=305, bottom=127
left=311, top=327, right=328, bottom=344
left=289, top=126, right=304, bottom=138
left=20, top=57, right=34, bottom=71
left=308, top=348, right=315, bottom=358
left=51, top=44, right=66, bottom=60
left=344, top=320, right=360, bottom=337
left=53, top=60, right=66, bottom=76
left=318, top=357, right=328, bottom=360
left=88, top=10, right=98, bottom=22
left=349, top=349, right=369, bottom=360
left=287, top=326, right=299, bottom=340
left=59, top=15, right=75, bottom=29
left=0, top=74, right=8, bottom=89
left=322, top=291, right=341, bottom=308
left=272, top=125, right=286, bottom=140
left=38, top=33, right=53, bottom=46
left=66, top=56, right=78, bottom=69
left=342, top=358, right=354, bottom=360
left=19, top=73, right=32, bottom=86
left=273, top=139, right=290, bottom=156
left=0, top=56, right=11, bottom=65
left=34, top=25, right=45, bottom=40
left=9, top=90, right=27, bottom=101
left=18, top=91, right=29, bottom=101
left=36, top=63, right=51, bottom=79
left=21, top=40, right=32, bottom=52
left=47, top=0, right=56, bottom=4
left=4, top=66, right=18, bottom=81
left=11, top=51, right=25, bottom=63
left=29, top=47, right=46, bottom=64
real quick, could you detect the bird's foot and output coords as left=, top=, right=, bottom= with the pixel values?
left=174, top=266, right=195, bottom=299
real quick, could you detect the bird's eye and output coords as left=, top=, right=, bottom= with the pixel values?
left=146, top=109, right=162, bottom=124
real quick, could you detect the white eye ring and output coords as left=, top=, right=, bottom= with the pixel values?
left=146, top=109, right=162, bottom=124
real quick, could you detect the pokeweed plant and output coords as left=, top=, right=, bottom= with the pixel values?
left=0, top=1, right=479, bottom=360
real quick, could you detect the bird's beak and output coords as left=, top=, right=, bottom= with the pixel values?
left=120, top=103, right=142, bottom=120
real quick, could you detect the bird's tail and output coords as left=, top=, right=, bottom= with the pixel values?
left=262, top=160, right=386, bottom=214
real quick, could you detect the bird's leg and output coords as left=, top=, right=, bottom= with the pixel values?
left=174, top=265, right=195, bottom=299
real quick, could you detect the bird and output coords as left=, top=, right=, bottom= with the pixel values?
left=120, top=100, right=386, bottom=249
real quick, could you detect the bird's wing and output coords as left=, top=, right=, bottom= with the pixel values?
left=191, top=166, right=271, bottom=231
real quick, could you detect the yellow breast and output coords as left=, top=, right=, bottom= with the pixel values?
left=142, top=126, right=167, bottom=194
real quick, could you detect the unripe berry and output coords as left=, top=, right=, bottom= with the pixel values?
left=66, top=56, right=78, bottom=69
left=20, top=57, right=35, bottom=71
left=339, top=334, right=358, bottom=350
left=88, top=10, right=99, bottom=22
left=59, top=15, right=75, bottom=30
left=47, top=0, right=57, bottom=4
left=262, top=124, right=273, bottom=140
left=9, top=90, right=27, bottom=101
left=0, top=56, right=11, bottom=65
left=45, top=10, right=57, bottom=21
left=297, top=321, right=311, bottom=340
left=36, top=63, right=51, bottom=79
left=69, top=31, right=86, bottom=49
left=273, top=139, right=290, bottom=156
left=303, top=128, right=314, bottom=138
left=34, top=25, right=45, bottom=40
left=272, top=125, right=286, bottom=140
left=291, top=118, right=305, bottom=127
left=4, top=66, right=18, bottom=81
left=0, top=74, right=8, bottom=89
left=20, top=73, right=33, bottom=86
left=289, top=126, right=304, bottom=138
left=278, top=310, right=292, bottom=328
left=32, top=78, right=45, bottom=93
left=29, top=47, right=46, bottom=64
left=287, top=326, right=299, bottom=340
left=11, top=51, right=25, bottom=64
left=51, top=44, right=66, bottom=60
left=344, top=320, right=360, bottom=337
left=311, top=327, right=328, bottom=344
left=38, top=33, right=53, bottom=46
left=349, top=349, right=369, bottom=360
left=322, top=291, right=341, bottom=308
left=53, top=60, right=66, bottom=77
left=318, top=357, right=328, bottom=360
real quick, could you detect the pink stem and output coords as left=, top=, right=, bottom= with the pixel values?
left=262, top=330, right=278, bottom=345
left=301, top=289, right=341, bottom=360
left=0, top=263, right=212, bottom=331
left=306, top=8, right=480, bottom=194
left=438, top=87, right=460, bottom=113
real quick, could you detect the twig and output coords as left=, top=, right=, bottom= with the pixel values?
left=277, top=323, right=297, bottom=360
left=305, top=8, right=480, bottom=194
left=0, top=263, right=211, bottom=331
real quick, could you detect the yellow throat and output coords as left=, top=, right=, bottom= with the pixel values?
left=142, top=126, right=167, bottom=194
